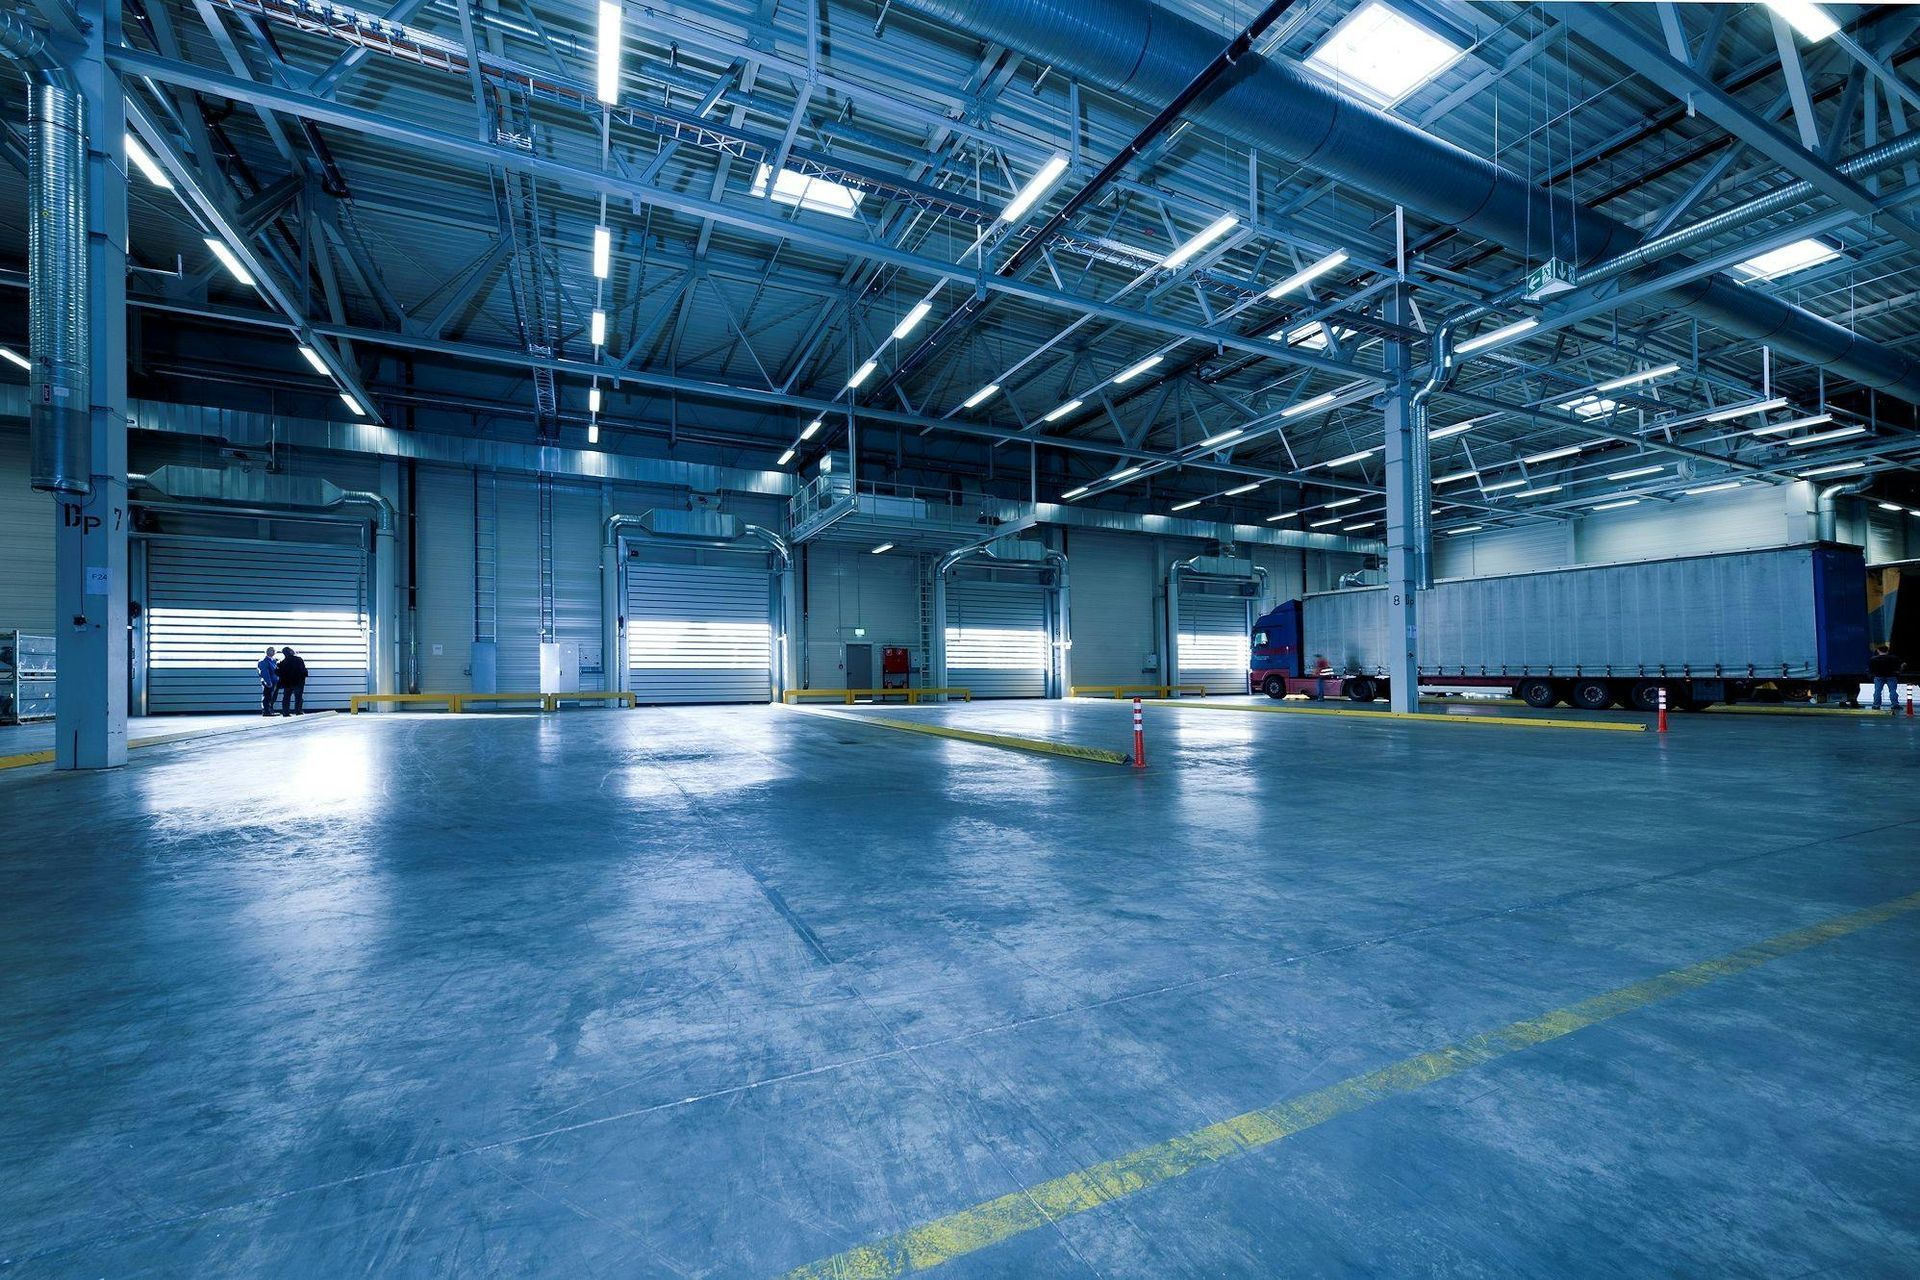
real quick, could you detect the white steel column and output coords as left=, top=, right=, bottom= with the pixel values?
left=1381, top=282, right=1419, bottom=714
left=55, top=0, right=128, bottom=768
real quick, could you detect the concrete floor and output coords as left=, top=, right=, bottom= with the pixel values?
left=1, top=702, right=1917, bottom=1276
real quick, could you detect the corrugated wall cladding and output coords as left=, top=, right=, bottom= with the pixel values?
left=1434, top=522, right=1573, bottom=578
left=413, top=465, right=475, bottom=691
left=1576, top=482, right=1811, bottom=563
left=802, top=544, right=921, bottom=689
left=0, top=431, right=55, bottom=633
left=1065, top=530, right=1157, bottom=686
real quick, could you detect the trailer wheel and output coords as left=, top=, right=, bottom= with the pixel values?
left=1261, top=676, right=1286, bottom=699
left=1345, top=678, right=1377, bottom=702
left=1570, top=680, right=1615, bottom=711
left=1627, top=681, right=1664, bottom=712
left=1517, top=678, right=1561, bottom=709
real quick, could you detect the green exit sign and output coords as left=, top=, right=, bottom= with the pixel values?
left=1524, top=258, right=1576, bottom=300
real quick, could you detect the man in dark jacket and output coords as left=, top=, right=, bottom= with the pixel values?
left=256, top=647, right=279, bottom=716
left=1869, top=643, right=1904, bottom=712
left=276, top=646, right=309, bottom=716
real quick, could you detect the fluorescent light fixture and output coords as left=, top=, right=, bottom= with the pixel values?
left=1560, top=395, right=1619, bottom=419
left=1749, top=413, right=1834, bottom=436
left=1514, top=485, right=1562, bottom=498
left=847, top=359, right=878, bottom=389
left=999, top=153, right=1069, bottom=224
left=1798, top=463, right=1864, bottom=478
left=778, top=447, right=796, bottom=465
left=1283, top=323, right=1329, bottom=351
left=590, top=309, right=607, bottom=346
left=1309, top=517, right=1343, bottom=528
left=592, top=225, right=611, bottom=278
left=801, top=419, right=822, bottom=440
left=1041, top=398, right=1084, bottom=423
left=589, top=385, right=602, bottom=414
left=1606, top=464, right=1664, bottom=481
left=1108, top=465, right=1142, bottom=481
left=1766, top=1, right=1839, bottom=42
left=1448, top=525, right=1484, bottom=535
left=1303, top=0, right=1465, bottom=106
left=296, top=344, right=329, bottom=376
left=1321, top=448, right=1377, bottom=468
left=1591, top=499, right=1641, bottom=511
left=1482, top=478, right=1527, bottom=493
left=1434, top=469, right=1478, bottom=485
left=1704, top=397, right=1788, bottom=422
left=1112, top=354, right=1164, bottom=384
left=1061, top=485, right=1090, bottom=499
left=125, top=134, right=172, bottom=188
left=1325, top=496, right=1364, bottom=508
left=1223, top=481, right=1262, bottom=496
left=891, top=300, right=932, bottom=341
left=961, top=383, right=1000, bottom=410
left=1266, top=511, right=1297, bottom=522
left=1783, top=424, right=1868, bottom=447
left=1456, top=317, right=1537, bottom=355
left=1878, top=502, right=1903, bottom=512
left=1735, top=238, right=1840, bottom=281
left=204, top=237, right=255, bottom=287
left=1594, top=363, right=1680, bottom=393
left=1172, top=498, right=1202, bottom=513
left=0, top=346, right=28, bottom=371
left=1284, top=391, right=1340, bottom=419
left=1685, top=481, right=1744, bottom=495
left=1161, top=213, right=1239, bottom=271
left=588, top=422, right=599, bottom=444
left=595, top=1, right=622, bottom=103
left=751, top=164, right=866, bottom=217
left=1344, top=522, right=1376, bottom=532
left=871, top=543, right=894, bottom=554
left=1428, top=420, right=1477, bottom=440
left=1265, top=249, right=1349, bottom=299
left=1522, top=444, right=1584, bottom=465
left=339, top=392, right=365, bottom=416
left=1199, top=427, right=1244, bottom=448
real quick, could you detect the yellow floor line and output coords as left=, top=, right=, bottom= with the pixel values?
left=1146, top=699, right=1645, bottom=733
left=783, top=887, right=1920, bottom=1280
left=0, top=713, right=336, bottom=773
left=789, top=706, right=1130, bottom=765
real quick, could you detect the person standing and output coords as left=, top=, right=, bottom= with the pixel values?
left=276, top=646, right=309, bottom=716
left=1868, top=643, right=1904, bottom=712
left=256, top=647, right=279, bottom=717
left=1310, top=653, right=1332, bottom=701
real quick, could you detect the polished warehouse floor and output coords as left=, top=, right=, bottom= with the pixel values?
left=2, top=703, right=1917, bottom=1276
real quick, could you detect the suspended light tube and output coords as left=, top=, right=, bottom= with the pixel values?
left=204, top=237, right=255, bottom=287
left=961, top=383, right=1000, bottom=409
left=595, top=1, right=623, bottom=103
left=592, top=226, right=611, bottom=279
left=1041, top=398, right=1083, bottom=423
left=1265, top=250, right=1349, bottom=299
left=1456, top=317, right=1537, bottom=354
left=1593, top=363, right=1680, bottom=393
left=891, top=300, right=933, bottom=341
left=999, top=154, right=1069, bottom=224
left=1162, top=213, right=1239, bottom=270
left=1112, top=354, right=1164, bottom=384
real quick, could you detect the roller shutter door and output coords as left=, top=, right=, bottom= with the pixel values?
left=625, top=561, right=772, bottom=703
left=947, top=579, right=1049, bottom=699
left=146, top=539, right=369, bottom=712
left=1177, top=593, right=1251, bottom=694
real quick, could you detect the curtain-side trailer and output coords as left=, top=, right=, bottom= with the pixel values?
left=1249, top=543, right=1870, bottom=711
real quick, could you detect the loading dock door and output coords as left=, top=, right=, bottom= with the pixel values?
left=1177, top=593, right=1252, bottom=693
left=145, top=539, right=370, bottom=712
left=946, top=578, right=1050, bottom=698
left=625, top=560, right=772, bottom=703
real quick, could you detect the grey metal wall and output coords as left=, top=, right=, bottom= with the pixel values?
left=1064, top=529, right=1156, bottom=686
left=802, top=544, right=920, bottom=689
left=0, top=429, right=54, bottom=633
left=412, top=464, right=476, bottom=692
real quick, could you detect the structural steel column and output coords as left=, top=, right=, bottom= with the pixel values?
left=55, top=0, right=128, bottom=769
left=1381, top=284, right=1419, bottom=715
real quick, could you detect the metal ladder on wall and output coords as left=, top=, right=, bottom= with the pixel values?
left=537, top=475, right=555, bottom=642
left=473, top=471, right=498, bottom=647
left=917, top=552, right=935, bottom=690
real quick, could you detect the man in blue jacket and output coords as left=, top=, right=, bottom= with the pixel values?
left=256, top=647, right=279, bottom=716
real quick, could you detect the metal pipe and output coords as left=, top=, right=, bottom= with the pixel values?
left=1, top=11, right=90, bottom=493
left=897, top=0, right=1920, bottom=404
left=1816, top=481, right=1869, bottom=543
left=1407, top=327, right=1455, bottom=590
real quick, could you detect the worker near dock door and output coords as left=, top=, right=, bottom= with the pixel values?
left=276, top=647, right=309, bottom=717
left=256, top=647, right=280, bottom=717
left=1311, top=653, right=1332, bottom=701
left=1869, top=644, right=1905, bottom=713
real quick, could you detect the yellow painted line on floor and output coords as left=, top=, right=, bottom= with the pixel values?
left=790, top=706, right=1130, bottom=765
left=1146, top=698, right=1645, bottom=733
left=783, top=887, right=1920, bottom=1280
left=1704, top=703, right=1894, bottom=719
left=0, top=713, right=336, bottom=773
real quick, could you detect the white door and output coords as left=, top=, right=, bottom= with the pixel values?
left=946, top=578, right=1050, bottom=698
left=1177, top=593, right=1252, bottom=694
left=145, top=539, right=369, bottom=712
left=625, top=560, right=773, bottom=703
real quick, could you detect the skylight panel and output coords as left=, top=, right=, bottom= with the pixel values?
left=1303, top=0, right=1465, bottom=106
left=751, top=164, right=865, bottom=218
left=1734, top=238, right=1840, bottom=281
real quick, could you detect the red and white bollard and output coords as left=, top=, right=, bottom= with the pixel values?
left=1656, top=686, right=1668, bottom=734
left=1907, top=687, right=1915, bottom=719
left=1132, top=696, right=1147, bottom=769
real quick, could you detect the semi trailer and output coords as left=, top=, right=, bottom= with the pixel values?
left=1249, top=543, right=1870, bottom=711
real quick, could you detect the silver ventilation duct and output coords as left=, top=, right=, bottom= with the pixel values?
left=0, top=11, right=90, bottom=494
left=898, top=0, right=1920, bottom=404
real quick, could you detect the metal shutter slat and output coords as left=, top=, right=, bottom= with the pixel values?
left=626, top=561, right=772, bottom=703
left=1177, top=594, right=1252, bottom=693
left=947, top=579, right=1048, bottom=699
